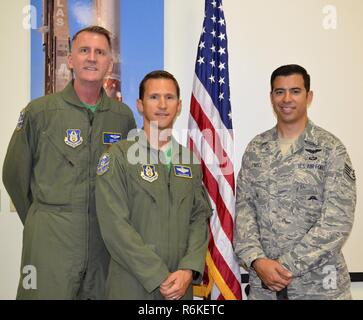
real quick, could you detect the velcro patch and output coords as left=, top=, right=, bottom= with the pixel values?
left=103, top=132, right=122, bottom=145
left=97, top=153, right=111, bottom=176
left=140, top=165, right=158, bottom=182
left=64, top=129, right=83, bottom=148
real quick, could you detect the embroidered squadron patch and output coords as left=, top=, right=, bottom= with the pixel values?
left=64, top=129, right=83, bottom=148
left=344, top=163, right=356, bottom=182
left=97, top=153, right=111, bottom=176
left=140, top=165, right=158, bottom=182
left=16, top=110, right=25, bottom=131
left=103, top=132, right=122, bottom=145
left=174, top=165, right=192, bottom=179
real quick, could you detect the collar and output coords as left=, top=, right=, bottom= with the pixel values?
left=61, top=81, right=112, bottom=111
left=131, top=129, right=186, bottom=163
left=259, top=119, right=319, bottom=154
left=291, top=119, right=320, bottom=153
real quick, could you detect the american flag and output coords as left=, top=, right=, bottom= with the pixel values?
left=188, top=0, right=243, bottom=300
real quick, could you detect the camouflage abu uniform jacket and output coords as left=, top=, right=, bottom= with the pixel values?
left=234, top=120, right=356, bottom=300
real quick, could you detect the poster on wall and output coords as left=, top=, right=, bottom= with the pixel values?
left=30, top=0, right=164, bottom=128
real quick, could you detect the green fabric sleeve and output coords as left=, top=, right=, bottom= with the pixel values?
left=2, top=109, right=34, bottom=224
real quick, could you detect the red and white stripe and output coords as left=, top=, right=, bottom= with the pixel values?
left=188, top=75, right=242, bottom=300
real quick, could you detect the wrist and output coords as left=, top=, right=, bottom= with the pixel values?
left=252, top=257, right=265, bottom=270
left=180, top=269, right=193, bottom=276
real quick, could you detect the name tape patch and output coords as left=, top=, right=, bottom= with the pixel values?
left=103, top=132, right=122, bottom=145
left=174, top=165, right=192, bottom=178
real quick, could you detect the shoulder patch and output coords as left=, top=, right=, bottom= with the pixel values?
left=97, top=153, right=111, bottom=176
left=344, top=163, right=356, bottom=182
left=16, top=110, right=25, bottom=131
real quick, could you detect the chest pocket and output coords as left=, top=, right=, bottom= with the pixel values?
left=250, top=161, right=270, bottom=206
left=171, top=166, right=194, bottom=207
left=293, top=160, right=326, bottom=225
left=125, top=165, right=167, bottom=246
left=128, top=168, right=158, bottom=203
left=33, top=129, right=83, bottom=206
left=127, top=166, right=159, bottom=214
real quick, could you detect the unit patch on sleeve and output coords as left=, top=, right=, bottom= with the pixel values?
left=64, top=129, right=83, bottom=148
left=174, top=165, right=193, bottom=179
left=103, top=132, right=122, bottom=145
left=16, top=110, right=25, bottom=131
left=97, top=153, right=111, bottom=176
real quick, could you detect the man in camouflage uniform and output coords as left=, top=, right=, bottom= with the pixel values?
left=2, top=26, right=136, bottom=299
left=233, top=64, right=356, bottom=300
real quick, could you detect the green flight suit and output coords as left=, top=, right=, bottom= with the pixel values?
left=95, top=131, right=212, bottom=299
left=2, top=82, right=136, bottom=299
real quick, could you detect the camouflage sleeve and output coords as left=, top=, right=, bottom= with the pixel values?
left=233, top=150, right=266, bottom=270
left=279, top=144, right=356, bottom=276
left=2, top=108, right=34, bottom=224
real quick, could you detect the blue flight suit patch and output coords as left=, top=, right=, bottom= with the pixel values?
left=174, top=165, right=193, bottom=178
left=103, top=132, right=122, bottom=145
left=97, top=153, right=111, bottom=176
left=64, top=129, right=83, bottom=148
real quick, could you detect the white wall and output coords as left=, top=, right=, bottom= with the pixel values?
left=0, top=0, right=30, bottom=299
left=165, top=0, right=363, bottom=298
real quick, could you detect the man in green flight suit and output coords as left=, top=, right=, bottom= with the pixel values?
left=95, top=70, right=212, bottom=300
left=2, top=26, right=136, bottom=299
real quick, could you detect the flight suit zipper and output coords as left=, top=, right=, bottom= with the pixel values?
left=159, top=149, right=172, bottom=263
left=80, top=109, right=93, bottom=281
left=166, top=163, right=172, bottom=267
